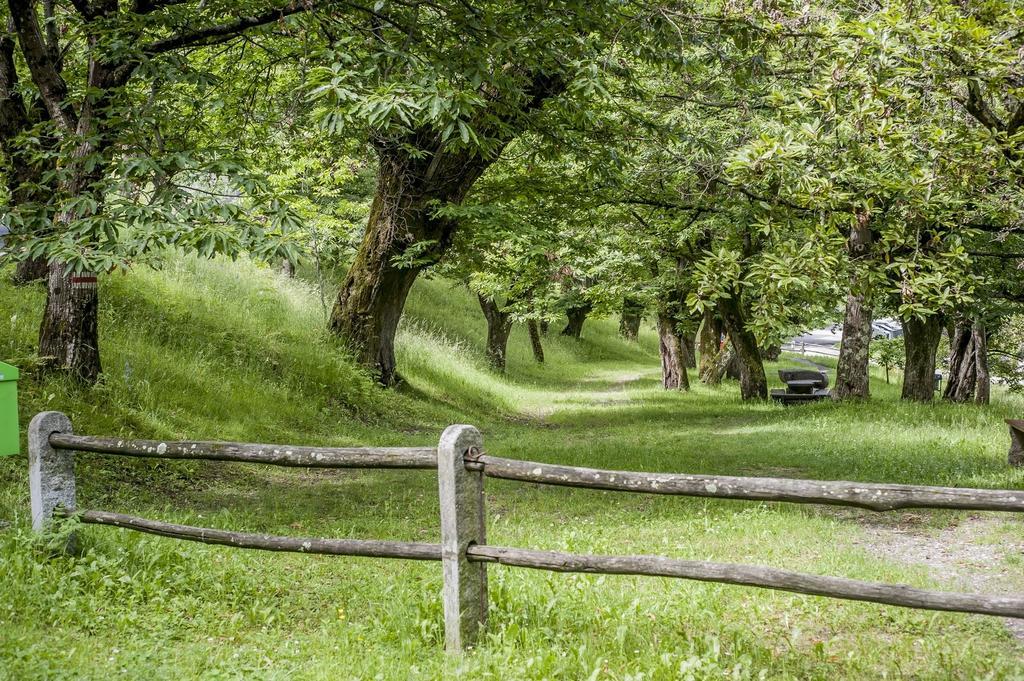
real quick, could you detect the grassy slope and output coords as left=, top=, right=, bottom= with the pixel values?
left=2, top=258, right=1024, bottom=680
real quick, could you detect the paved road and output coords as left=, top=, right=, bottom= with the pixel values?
left=784, top=327, right=841, bottom=358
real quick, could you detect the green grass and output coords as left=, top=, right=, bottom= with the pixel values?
left=2, top=257, right=1024, bottom=679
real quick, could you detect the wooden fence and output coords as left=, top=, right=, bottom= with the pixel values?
left=27, top=410, right=1024, bottom=652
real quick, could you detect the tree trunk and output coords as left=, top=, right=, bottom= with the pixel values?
left=725, top=346, right=743, bottom=380
left=281, top=259, right=295, bottom=278
left=329, top=72, right=565, bottom=385
left=718, top=296, right=767, bottom=400
left=943, top=321, right=977, bottom=403
left=527, top=319, right=544, bottom=363
left=657, top=313, right=689, bottom=390
left=330, top=250, right=422, bottom=386
left=12, top=256, right=49, bottom=284
left=38, top=262, right=101, bottom=382
left=707, top=345, right=735, bottom=385
left=834, top=216, right=874, bottom=400
left=10, top=5, right=134, bottom=384
left=901, top=314, right=942, bottom=402
left=561, top=304, right=591, bottom=339
left=478, top=295, right=514, bottom=372
left=329, top=140, right=492, bottom=385
left=37, top=146, right=116, bottom=383
left=760, top=344, right=781, bottom=361
left=698, top=309, right=723, bottom=382
left=682, top=330, right=697, bottom=368
left=833, top=291, right=873, bottom=400
left=540, top=320, right=549, bottom=336
left=619, top=298, right=643, bottom=341
left=974, top=321, right=990, bottom=405
left=2, top=34, right=54, bottom=288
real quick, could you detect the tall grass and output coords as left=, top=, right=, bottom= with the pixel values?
left=1, top=257, right=1023, bottom=680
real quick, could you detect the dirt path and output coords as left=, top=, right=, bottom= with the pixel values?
left=849, top=514, right=1024, bottom=641
left=524, top=369, right=651, bottom=420
left=587, top=370, right=646, bottom=404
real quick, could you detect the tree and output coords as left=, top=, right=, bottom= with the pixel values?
left=476, top=294, right=514, bottom=372
left=4, top=0, right=317, bottom=381
left=310, top=2, right=632, bottom=384
left=0, top=16, right=53, bottom=284
left=833, top=213, right=874, bottom=400
left=619, top=298, right=644, bottom=341
left=901, top=315, right=943, bottom=401
left=871, top=337, right=904, bottom=385
left=697, top=308, right=725, bottom=382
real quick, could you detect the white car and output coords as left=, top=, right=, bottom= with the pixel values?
left=872, top=319, right=903, bottom=339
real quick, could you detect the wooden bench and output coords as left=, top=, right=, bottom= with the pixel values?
left=1006, top=419, right=1024, bottom=467
left=771, top=368, right=831, bottom=405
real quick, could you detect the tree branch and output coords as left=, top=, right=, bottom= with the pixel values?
left=658, top=93, right=772, bottom=111
left=144, top=2, right=316, bottom=55
left=131, top=0, right=189, bottom=14
left=6, top=0, right=76, bottom=130
left=947, top=47, right=1013, bottom=138
left=598, top=197, right=716, bottom=213
left=968, top=251, right=1024, bottom=259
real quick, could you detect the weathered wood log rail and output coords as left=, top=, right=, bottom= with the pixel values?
left=27, top=411, right=1024, bottom=652
left=471, top=455, right=1024, bottom=512
left=48, top=433, right=438, bottom=469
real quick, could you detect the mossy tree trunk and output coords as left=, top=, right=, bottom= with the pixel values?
left=901, top=314, right=942, bottom=402
left=834, top=216, right=874, bottom=400
left=478, top=294, right=514, bottom=373
left=657, top=312, right=689, bottom=390
left=682, top=329, right=697, bottom=368
left=561, top=304, right=591, bottom=339
left=329, top=139, right=493, bottom=385
left=13, top=257, right=49, bottom=284
left=618, top=297, right=643, bottom=341
left=943, top=321, right=977, bottom=403
left=974, top=321, right=990, bottom=405
left=698, top=309, right=724, bottom=383
left=1, top=31, right=52, bottom=287
left=527, top=319, right=544, bottom=363
left=37, top=130, right=118, bottom=382
left=717, top=295, right=767, bottom=400
left=38, top=262, right=101, bottom=382
left=707, top=344, right=735, bottom=385
left=37, top=141, right=118, bottom=383
left=329, top=74, right=564, bottom=385
left=9, top=0, right=140, bottom=383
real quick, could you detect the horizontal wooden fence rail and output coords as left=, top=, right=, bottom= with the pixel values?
left=466, top=546, right=1024, bottom=619
left=62, top=509, right=442, bottom=560
left=472, top=454, right=1024, bottom=512
left=27, top=411, right=1024, bottom=654
left=55, top=507, right=1024, bottom=620
left=48, top=433, right=437, bottom=469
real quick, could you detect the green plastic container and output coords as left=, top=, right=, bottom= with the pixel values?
left=0, top=361, right=19, bottom=456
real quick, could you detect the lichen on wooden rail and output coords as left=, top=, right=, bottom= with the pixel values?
left=49, top=433, right=437, bottom=469
left=476, top=455, right=1024, bottom=512
left=467, top=545, right=1024, bottom=619
left=65, top=509, right=443, bottom=560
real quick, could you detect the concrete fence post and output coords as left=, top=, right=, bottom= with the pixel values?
left=29, top=411, right=76, bottom=552
left=437, top=424, right=486, bottom=652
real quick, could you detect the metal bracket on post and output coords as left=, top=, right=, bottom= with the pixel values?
left=437, top=424, right=486, bottom=652
left=28, top=411, right=77, bottom=553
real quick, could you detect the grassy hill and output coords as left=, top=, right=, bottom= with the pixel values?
left=1, top=257, right=1023, bottom=679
